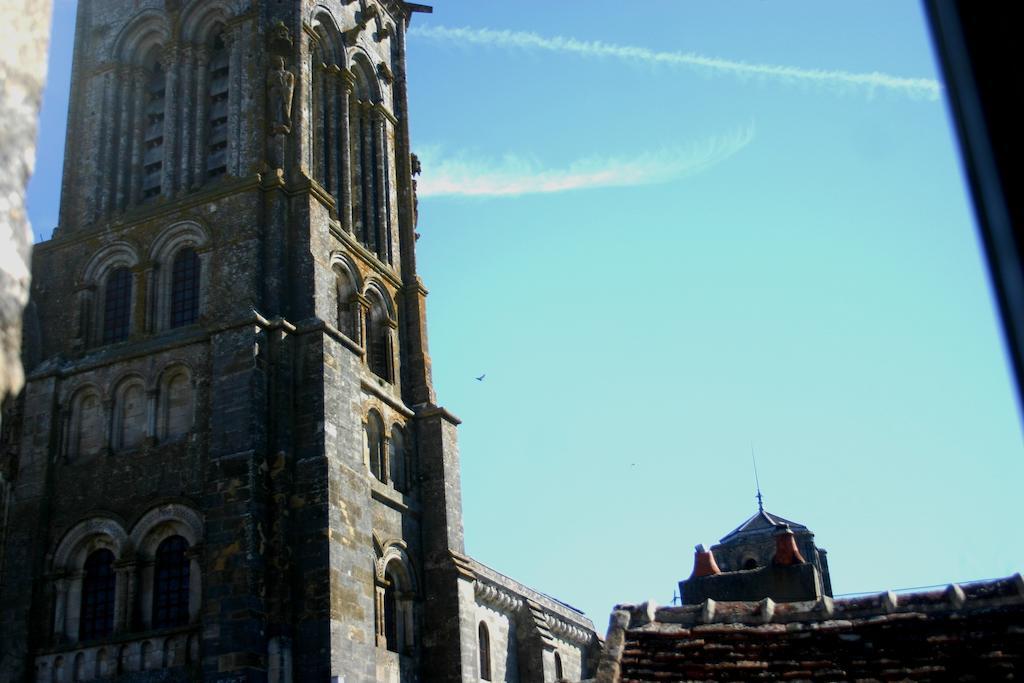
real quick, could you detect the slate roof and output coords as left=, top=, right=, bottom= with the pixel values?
left=719, top=509, right=808, bottom=543
left=594, top=574, right=1024, bottom=682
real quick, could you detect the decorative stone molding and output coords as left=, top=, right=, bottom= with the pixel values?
left=474, top=579, right=524, bottom=614
left=544, top=613, right=596, bottom=646
left=53, top=517, right=130, bottom=570
left=128, top=503, right=203, bottom=553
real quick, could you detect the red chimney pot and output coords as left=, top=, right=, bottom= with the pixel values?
left=691, top=544, right=722, bottom=578
left=773, top=525, right=807, bottom=566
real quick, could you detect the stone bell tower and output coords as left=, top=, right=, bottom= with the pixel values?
left=0, top=0, right=482, bottom=680
left=0, top=1, right=600, bottom=682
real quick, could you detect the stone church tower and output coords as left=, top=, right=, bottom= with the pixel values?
left=0, top=2, right=599, bottom=681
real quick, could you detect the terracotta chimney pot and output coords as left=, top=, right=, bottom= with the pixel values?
left=773, top=525, right=807, bottom=566
left=690, top=544, right=722, bottom=578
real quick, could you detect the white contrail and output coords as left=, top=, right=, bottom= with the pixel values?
left=416, top=124, right=754, bottom=198
left=409, top=25, right=941, bottom=100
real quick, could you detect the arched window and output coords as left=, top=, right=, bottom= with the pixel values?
left=389, top=425, right=407, bottom=493
left=366, top=411, right=385, bottom=482
left=555, top=652, right=563, bottom=680
left=350, top=60, right=388, bottom=261
left=142, top=59, right=166, bottom=200
left=365, top=291, right=392, bottom=382
left=170, top=247, right=200, bottom=328
left=74, top=652, right=86, bottom=681
left=70, top=390, right=104, bottom=459
left=206, top=31, right=230, bottom=179
left=80, top=549, right=116, bottom=640
left=153, top=535, right=190, bottom=628
left=115, top=380, right=146, bottom=451
left=743, top=557, right=759, bottom=570
left=161, top=369, right=193, bottom=441
left=384, top=568, right=399, bottom=653
left=103, top=267, right=133, bottom=344
left=478, top=621, right=491, bottom=681
left=335, top=264, right=358, bottom=339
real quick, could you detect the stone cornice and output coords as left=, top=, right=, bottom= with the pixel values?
left=360, top=377, right=414, bottom=417
left=40, top=176, right=262, bottom=254
left=475, top=579, right=524, bottom=613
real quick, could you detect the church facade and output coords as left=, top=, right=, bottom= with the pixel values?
left=0, top=1, right=599, bottom=681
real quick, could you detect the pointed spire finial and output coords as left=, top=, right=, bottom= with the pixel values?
left=752, top=446, right=764, bottom=512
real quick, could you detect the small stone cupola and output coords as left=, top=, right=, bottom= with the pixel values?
left=679, top=507, right=833, bottom=604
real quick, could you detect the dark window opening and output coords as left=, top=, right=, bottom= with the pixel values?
left=103, top=267, right=132, bottom=344
left=478, top=622, right=491, bottom=680
left=152, top=535, right=190, bottom=629
left=743, top=558, right=759, bottom=570
left=384, top=574, right=398, bottom=652
left=555, top=652, right=564, bottom=680
left=170, top=248, right=200, bottom=328
left=80, top=549, right=116, bottom=641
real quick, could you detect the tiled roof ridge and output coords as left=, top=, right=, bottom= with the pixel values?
left=719, top=509, right=808, bottom=542
left=618, top=572, right=1024, bottom=630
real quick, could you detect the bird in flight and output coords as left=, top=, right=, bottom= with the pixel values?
left=475, top=374, right=486, bottom=382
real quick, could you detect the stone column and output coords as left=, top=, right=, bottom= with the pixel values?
left=161, top=44, right=181, bottom=196
left=325, top=65, right=341, bottom=202
left=353, top=294, right=369, bottom=350
left=339, top=71, right=356, bottom=233
left=177, top=44, right=195, bottom=194
left=226, top=26, right=242, bottom=176
left=146, top=388, right=159, bottom=444
left=97, top=67, right=117, bottom=216
left=113, top=65, right=134, bottom=211
left=192, top=46, right=210, bottom=188
left=129, top=67, right=147, bottom=205
left=374, top=581, right=387, bottom=647
left=381, top=433, right=391, bottom=484
left=312, top=62, right=325, bottom=184
left=144, top=265, right=158, bottom=334
left=53, top=576, right=69, bottom=642
left=373, top=106, right=392, bottom=262
left=113, top=561, right=136, bottom=633
left=102, top=399, right=114, bottom=454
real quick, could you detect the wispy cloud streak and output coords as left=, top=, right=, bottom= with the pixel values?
left=416, top=125, right=755, bottom=199
left=409, top=25, right=941, bottom=100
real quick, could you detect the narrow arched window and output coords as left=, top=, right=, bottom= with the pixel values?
left=555, top=652, right=563, bottom=680
left=103, top=267, right=132, bottom=344
left=389, top=426, right=407, bottom=493
left=162, top=370, right=193, bottom=441
left=384, top=569, right=399, bottom=653
left=478, top=622, right=491, bottom=681
left=80, top=549, right=116, bottom=640
left=142, top=60, right=166, bottom=200
left=335, top=266, right=357, bottom=339
left=206, top=32, right=230, bottom=179
left=116, top=382, right=146, bottom=451
left=365, top=294, right=391, bottom=382
left=366, top=411, right=385, bottom=482
left=72, top=391, right=104, bottom=458
left=153, top=535, right=190, bottom=628
left=170, top=247, right=200, bottom=328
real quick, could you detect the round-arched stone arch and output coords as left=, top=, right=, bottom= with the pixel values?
left=130, top=503, right=203, bottom=629
left=149, top=220, right=210, bottom=262
left=310, top=6, right=346, bottom=68
left=130, top=503, right=204, bottom=556
left=110, top=9, right=170, bottom=65
left=363, top=280, right=395, bottom=320
left=53, top=517, right=129, bottom=572
left=81, top=241, right=140, bottom=287
left=348, top=49, right=382, bottom=103
left=180, top=0, right=237, bottom=45
left=150, top=221, right=211, bottom=332
left=376, top=538, right=419, bottom=595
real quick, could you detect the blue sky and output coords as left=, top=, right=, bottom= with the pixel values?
left=29, top=1, right=1023, bottom=627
